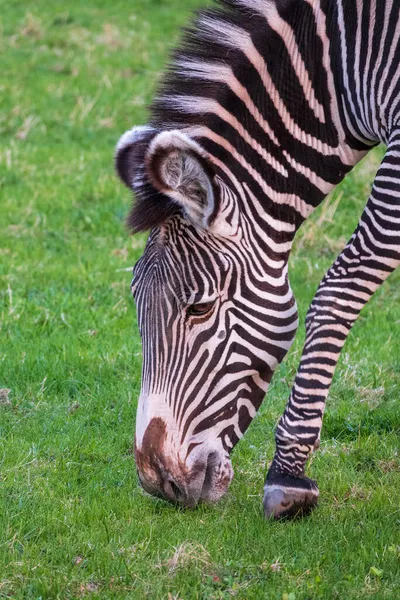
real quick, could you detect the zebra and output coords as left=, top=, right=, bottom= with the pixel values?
left=115, top=0, right=400, bottom=518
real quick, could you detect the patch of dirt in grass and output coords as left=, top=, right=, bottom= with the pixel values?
left=346, top=485, right=372, bottom=502
left=377, top=457, right=400, bottom=473
left=361, top=573, right=383, bottom=597
left=157, top=541, right=211, bottom=574
left=356, top=386, right=385, bottom=409
left=96, top=23, right=129, bottom=50
left=0, top=388, right=11, bottom=406
left=20, top=13, right=43, bottom=39
left=68, top=26, right=92, bottom=49
left=78, top=582, right=100, bottom=596
left=0, top=579, right=13, bottom=596
left=15, top=115, right=40, bottom=140
left=331, top=484, right=372, bottom=510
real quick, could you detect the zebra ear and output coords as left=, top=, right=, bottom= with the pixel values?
left=145, top=130, right=216, bottom=229
left=115, top=125, right=157, bottom=189
left=116, top=126, right=181, bottom=233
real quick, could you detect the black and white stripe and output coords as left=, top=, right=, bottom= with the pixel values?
left=116, top=0, right=400, bottom=515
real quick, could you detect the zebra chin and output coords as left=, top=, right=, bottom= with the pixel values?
left=134, top=415, right=234, bottom=507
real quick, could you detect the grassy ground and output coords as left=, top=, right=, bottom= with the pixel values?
left=1, top=1, right=399, bottom=598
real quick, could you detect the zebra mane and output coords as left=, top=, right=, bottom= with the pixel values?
left=150, top=0, right=274, bottom=128
left=122, top=1, right=268, bottom=232
left=125, top=0, right=302, bottom=232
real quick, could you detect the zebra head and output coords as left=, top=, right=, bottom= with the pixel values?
left=116, top=126, right=298, bottom=506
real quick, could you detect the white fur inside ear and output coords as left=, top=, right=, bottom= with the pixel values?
left=147, top=130, right=215, bottom=229
left=115, top=125, right=155, bottom=154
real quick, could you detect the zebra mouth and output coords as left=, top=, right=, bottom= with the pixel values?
left=197, top=453, right=234, bottom=504
left=135, top=422, right=234, bottom=507
left=137, top=453, right=233, bottom=507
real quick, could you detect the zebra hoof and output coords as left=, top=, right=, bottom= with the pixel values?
left=263, top=474, right=319, bottom=520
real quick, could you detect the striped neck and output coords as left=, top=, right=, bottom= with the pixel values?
left=149, top=0, right=370, bottom=229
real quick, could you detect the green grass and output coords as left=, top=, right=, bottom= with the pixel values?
left=1, top=1, right=399, bottom=598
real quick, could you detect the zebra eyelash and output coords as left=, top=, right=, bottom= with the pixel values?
left=186, top=300, right=217, bottom=318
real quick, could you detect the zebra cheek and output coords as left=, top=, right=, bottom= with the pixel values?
left=218, top=330, right=227, bottom=341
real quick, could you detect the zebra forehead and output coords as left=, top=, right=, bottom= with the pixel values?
left=134, top=236, right=229, bottom=309
left=141, top=218, right=227, bottom=267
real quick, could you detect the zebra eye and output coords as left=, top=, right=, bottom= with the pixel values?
left=187, top=301, right=215, bottom=317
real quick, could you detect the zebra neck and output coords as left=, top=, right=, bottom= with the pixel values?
left=150, top=0, right=373, bottom=228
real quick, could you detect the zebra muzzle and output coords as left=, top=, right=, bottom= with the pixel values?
left=135, top=440, right=233, bottom=507
left=134, top=416, right=234, bottom=506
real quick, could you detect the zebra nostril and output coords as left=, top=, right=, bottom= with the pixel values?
left=202, top=452, right=217, bottom=490
left=169, top=479, right=181, bottom=499
left=164, top=478, right=183, bottom=502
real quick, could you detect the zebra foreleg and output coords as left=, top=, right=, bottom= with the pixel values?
left=263, top=291, right=353, bottom=519
left=264, top=140, right=400, bottom=519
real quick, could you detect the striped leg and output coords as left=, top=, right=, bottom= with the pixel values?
left=264, top=137, right=400, bottom=519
